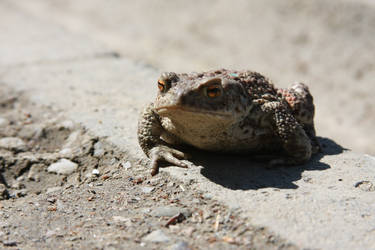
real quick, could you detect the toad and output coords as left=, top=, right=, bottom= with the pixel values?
left=138, top=69, right=320, bottom=175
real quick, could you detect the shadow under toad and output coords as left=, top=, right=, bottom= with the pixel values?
left=186, top=137, right=345, bottom=190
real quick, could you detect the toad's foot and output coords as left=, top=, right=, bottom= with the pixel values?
left=149, top=145, right=188, bottom=176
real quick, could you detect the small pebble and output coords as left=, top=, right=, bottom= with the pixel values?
left=0, top=137, right=27, bottom=151
left=47, top=197, right=56, bottom=203
left=3, top=240, right=17, bottom=247
left=112, top=215, right=128, bottom=222
left=143, top=229, right=170, bottom=243
left=18, top=125, right=44, bottom=139
left=167, top=182, right=175, bottom=188
left=47, top=159, right=78, bottom=175
left=0, top=117, right=9, bottom=127
left=27, top=165, right=41, bottom=182
left=58, top=120, right=75, bottom=130
left=122, top=161, right=132, bottom=170
left=93, top=141, right=105, bottom=157
left=141, top=186, right=155, bottom=194
left=149, top=177, right=162, bottom=185
left=16, top=176, right=25, bottom=181
left=92, top=169, right=100, bottom=176
left=11, top=181, right=25, bottom=190
left=63, top=131, right=81, bottom=148
left=202, top=193, right=213, bottom=200
left=59, top=148, right=73, bottom=156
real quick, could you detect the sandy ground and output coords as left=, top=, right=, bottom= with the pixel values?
left=9, top=0, right=375, bottom=155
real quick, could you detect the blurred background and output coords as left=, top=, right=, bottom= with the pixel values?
left=6, top=0, right=375, bottom=155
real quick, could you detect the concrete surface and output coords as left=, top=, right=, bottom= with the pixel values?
left=0, top=2, right=108, bottom=67
left=9, top=0, right=375, bottom=155
left=1, top=0, right=375, bottom=249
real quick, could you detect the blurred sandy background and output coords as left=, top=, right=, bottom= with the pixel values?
left=10, top=0, right=375, bottom=155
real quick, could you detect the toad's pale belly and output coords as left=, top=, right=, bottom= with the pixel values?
left=160, top=116, right=280, bottom=153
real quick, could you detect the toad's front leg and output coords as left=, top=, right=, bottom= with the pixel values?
left=261, top=101, right=312, bottom=165
left=137, top=103, right=188, bottom=175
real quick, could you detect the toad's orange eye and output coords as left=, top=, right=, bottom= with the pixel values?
left=158, top=80, right=165, bottom=92
left=206, top=85, right=222, bottom=98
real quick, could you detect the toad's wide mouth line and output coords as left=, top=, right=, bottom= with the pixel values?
left=153, top=105, right=231, bottom=117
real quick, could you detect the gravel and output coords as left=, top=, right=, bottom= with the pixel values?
left=47, top=159, right=78, bottom=175
left=0, top=137, right=27, bottom=152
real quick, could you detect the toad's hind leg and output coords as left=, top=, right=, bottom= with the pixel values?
left=278, top=82, right=321, bottom=153
left=261, top=101, right=312, bottom=166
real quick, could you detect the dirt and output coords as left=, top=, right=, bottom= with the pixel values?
left=0, top=89, right=297, bottom=249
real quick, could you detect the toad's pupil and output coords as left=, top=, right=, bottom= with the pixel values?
left=158, top=81, right=165, bottom=91
left=207, top=87, right=221, bottom=97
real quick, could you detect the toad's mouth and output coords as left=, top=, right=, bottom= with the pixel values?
left=154, top=105, right=231, bottom=118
